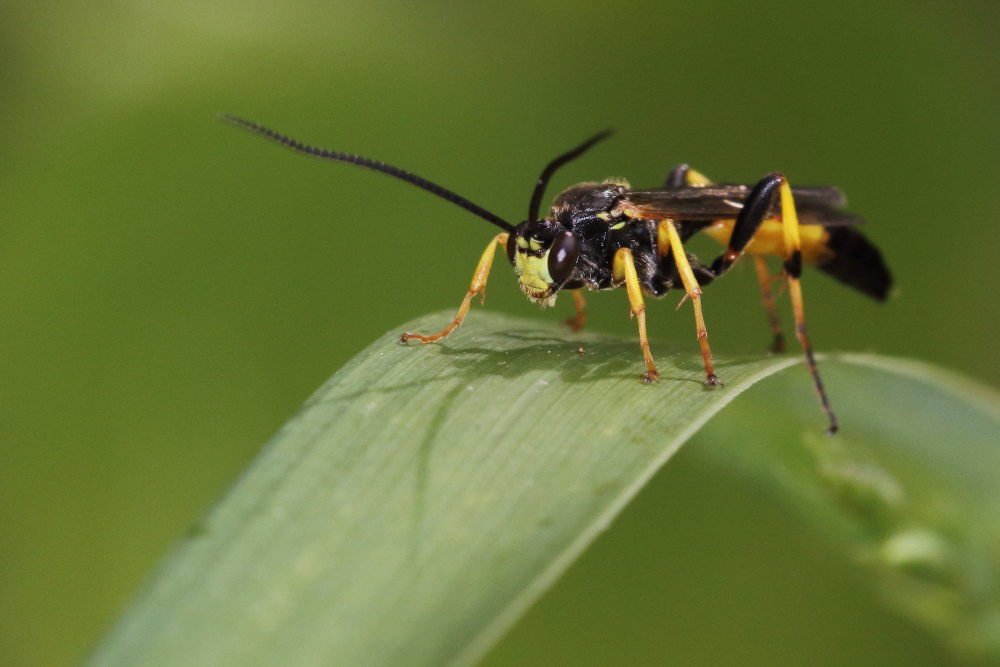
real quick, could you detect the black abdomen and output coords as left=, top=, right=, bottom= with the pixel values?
left=817, top=227, right=893, bottom=302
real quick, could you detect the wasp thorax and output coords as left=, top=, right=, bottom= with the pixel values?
left=550, top=181, right=628, bottom=220
left=506, top=219, right=580, bottom=307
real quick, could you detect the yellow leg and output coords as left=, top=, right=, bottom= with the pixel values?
left=563, top=289, right=587, bottom=332
left=401, top=233, right=508, bottom=343
left=612, top=248, right=659, bottom=383
left=753, top=255, right=786, bottom=353
left=660, top=220, right=720, bottom=385
left=778, top=180, right=838, bottom=434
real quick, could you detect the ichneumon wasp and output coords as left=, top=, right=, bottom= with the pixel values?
left=221, top=115, right=892, bottom=434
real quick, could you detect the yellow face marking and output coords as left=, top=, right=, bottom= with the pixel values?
left=528, top=239, right=543, bottom=252
left=513, top=250, right=557, bottom=306
left=610, top=221, right=626, bottom=231
left=516, top=237, right=529, bottom=249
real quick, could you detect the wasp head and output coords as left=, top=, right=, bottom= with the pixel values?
left=505, top=219, right=580, bottom=307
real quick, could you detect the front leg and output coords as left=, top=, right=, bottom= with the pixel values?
left=401, top=233, right=508, bottom=343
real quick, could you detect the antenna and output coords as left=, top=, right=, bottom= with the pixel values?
left=528, top=129, right=613, bottom=221
left=220, top=114, right=515, bottom=232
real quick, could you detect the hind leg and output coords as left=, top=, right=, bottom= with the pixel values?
left=710, top=173, right=838, bottom=434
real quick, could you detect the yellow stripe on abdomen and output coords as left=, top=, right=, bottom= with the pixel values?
left=702, top=219, right=832, bottom=264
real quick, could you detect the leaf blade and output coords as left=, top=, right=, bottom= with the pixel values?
left=88, top=311, right=1000, bottom=666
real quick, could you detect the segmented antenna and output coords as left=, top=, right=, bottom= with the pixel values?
left=528, top=129, right=613, bottom=221
left=220, top=114, right=515, bottom=232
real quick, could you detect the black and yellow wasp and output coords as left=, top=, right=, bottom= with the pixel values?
left=222, top=116, right=891, bottom=434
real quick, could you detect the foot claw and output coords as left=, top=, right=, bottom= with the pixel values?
left=642, top=370, right=660, bottom=384
left=704, top=374, right=722, bottom=386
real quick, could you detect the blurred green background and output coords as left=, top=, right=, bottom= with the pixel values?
left=1, top=1, right=997, bottom=664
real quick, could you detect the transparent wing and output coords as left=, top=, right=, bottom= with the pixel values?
left=624, top=185, right=862, bottom=226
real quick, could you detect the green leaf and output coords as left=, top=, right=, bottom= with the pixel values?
left=690, top=353, right=1000, bottom=661
left=88, top=311, right=1000, bottom=666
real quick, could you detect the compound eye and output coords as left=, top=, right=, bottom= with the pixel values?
left=547, top=231, right=580, bottom=285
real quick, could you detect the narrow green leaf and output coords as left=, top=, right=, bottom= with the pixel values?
left=690, top=353, right=1000, bottom=661
left=88, top=311, right=1000, bottom=666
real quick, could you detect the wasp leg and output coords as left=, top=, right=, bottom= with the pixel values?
left=664, top=164, right=689, bottom=187
left=753, top=255, right=786, bottom=354
left=672, top=167, right=787, bottom=357
left=709, top=173, right=783, bottom=276
left=778, top=179, right=839, bottom=434
left=612, top=248, right=659, bottom=383
left=657, top=220, right=720, bottom=385
left=710, top=174, right=837, bottom=433
left=401, top=233, right=509, bottom=343
left=564, top=290, right=587, bottom=332
left=664, top=164, right=712, bottom=188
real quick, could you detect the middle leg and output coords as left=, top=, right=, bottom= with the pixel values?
left=657, top=219, right=720, bottom=385
left=564, top=289, right=587, bottom=332
left=753, top=255, right=786, bottom=353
